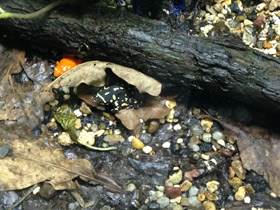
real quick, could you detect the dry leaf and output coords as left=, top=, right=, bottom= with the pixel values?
left=39, top=61, right=162, bottom=104
left=115, top=96, right=172, bottom=131
left=0, top=139, right=122, bottom=192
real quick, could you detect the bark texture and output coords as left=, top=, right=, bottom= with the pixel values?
left=1, top=0, right=280, bottom=112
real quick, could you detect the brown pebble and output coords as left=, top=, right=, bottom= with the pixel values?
left=205, top=191, right=218, bottom=201
left=220, top=149, right=232, bottom=157
left=148, top=120, right=160, bottom=133
left=190, top=168, right=201, bottom=178
left=190, top=136, right=200, bottom=144
left=229, top=166, right=235, bottom=179
left=263, top=41, right=274, bottom=49
left=184, top=171, right=193, bottom=181
left=39, top=182, right=56, bottom=200
left=253, top=14, right=265, bottom=28
left=244, top=183, right=255, bottom=194
left=165, top=186, right=182, bottom=199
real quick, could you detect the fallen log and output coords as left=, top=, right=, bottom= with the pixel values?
left=0, top=0, right=280, bottom=113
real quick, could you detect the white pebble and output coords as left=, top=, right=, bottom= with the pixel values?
left=204, top=161, right=212, bottom=170
left=212, top=145, right=217, bottom=151
left=159, top=118, right=165, bottom=124
left=210, top=158, right=218, bottom=165
left=86, top=123, right=92, bottom=128
left=142, top=146, right=153, bottom=154
left=128, top=136, right=134, bottom=142
left=167, top=124, right=173, bottom=130
left=212, top=131, right=224, bottom=140
left=244, top=196, right=251, bottom=204
left=173, top=124, right=182, bottom=131
left=63, top=94, right=70, bottom=100
left=256, top=3, right=266, bottom=12
left=202, top=133, right=212, bottom=142
left=32, top=186, right=41, bottom=195
left=177, top=138, right=184, bottom=144
left=217, top=139, right=226, bottom=147
left=74, top=109, right=83, bottom=117
left=225, top=143, right=235, bottom=151
left=270, top=192, right=278, bottom=198
left=114, top=129, right=121, bottom=135
left=162, top=142, right=171, bottom=148
left=201, top=154, right=210, bottom=160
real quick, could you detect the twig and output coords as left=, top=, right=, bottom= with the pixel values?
left=0, top=0, right=70, bottom=19
left=8, top=184, right=38, bottom=210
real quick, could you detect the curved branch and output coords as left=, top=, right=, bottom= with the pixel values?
left=0, top=0, right=70, bottom=19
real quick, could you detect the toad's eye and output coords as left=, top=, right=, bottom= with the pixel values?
left=54, top=58, right=82, bottom=77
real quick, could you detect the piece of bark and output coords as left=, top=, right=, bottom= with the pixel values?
left=0, top=1, right=280, bottom=113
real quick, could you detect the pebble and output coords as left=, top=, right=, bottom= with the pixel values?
left=212, top=131, right=224, bottom=140
left=148, top=120, right=160, bottom=133
left=79, top=102, right=92, bottom=114
left=270, top=192, right=278, bottom=198
left=256, top=3, right=266, bottom=12
left=96, top=129, right=105, bottom=137
left=73, top=109, right=83, bottom=117
left=201, top=154, right=210, bottom=160
left=220, top=149, right=232, bottom=157
left=39, top=182, right=56, bottom=200
left=142, top=145, right=153, bottom=154
left=57, top=132, right=73, bottom=146
left=244, top=196, right=251, bottom=204
left=74, top=118, right=82, bottom=129
left=205, top=191, right=219, bottom=201
left=188, top=143, right=200, bottom=152
left=180, top=180, right=192, bottom=191
left=189, top=186, right=199, bottom=196
left=173, top=124, right=182, bottom=131
left=203, top=201, right=216, bottom=210
left=156, top=186, right=165, bottom=192
left=180, top=197, right=189, bottom=206
left=148, top=202, right=160, bottom=210
left=90, top=124, right=98, bottom=132
left=177, top=138, right=183, bottom=144
left=150, top=191, right=164, bottom=201
left=232, top=160, right=246, bottom=179
left=132, top=137, right=145, bottom=149
left=169, top=170, right=183, bottom=184
left=157, top=196, right=170, bottom=208
left=235, top=186, right=246, bottom=201
left=140, top=133, right=152, bottom=144
left=166, top=109, right=175, bottom=122
left=269, top=0, right=278, bottom=11
left=190, top=136, right=200, bottom=144
left=190, top=124, right=204, bottom=136
left=173, top=205, right=183, bottom=210
left=198, top=193, right=205, bottom=201
left=188, top=196, right=201, bottom=207
left=126, top=183, right=136, bottom=192
left=201, top=119, right=213, bottom=131
left=217, top=139, right=225, bottom=147
left=202, top=133, right=212, bottom=142
left=244, top=184, right=255, bottom=194
left=103, top=134, right=124, bottom=145
left=121, top=146, right=131, bottom=156
left=165, top=100, right=176, bottom=109
left=162, top=142, right=171, bottom=149
left=206, top=181, right=220, bottom=192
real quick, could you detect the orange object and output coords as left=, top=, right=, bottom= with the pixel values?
left=54, top=58, right=82, bottom=77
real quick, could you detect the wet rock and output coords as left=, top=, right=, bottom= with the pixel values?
left=39, top=182, right=56, bottom=200
left=79, top=102, right=92, bottom=114
left=205, top=191, right=218, bottom=201
left=148, top=120, right=160, bottom=133
left=157, top=196, right=169, bottom=208
left=180, top=180, right=192, bottom=191
left=148, top=201, right=160, bottom=210
left=32, top=126, right=42, bottom=136
left=162, top=142, right=171, bottom=149
left=235, top=186, right=246, bottom=201
left=269, top=0, right=278, bottom=11
left=232, top=160, right=246, bottom=180
left=165, top=186, right=181, bottom=199
left=190, top=136, right=200, bottom=144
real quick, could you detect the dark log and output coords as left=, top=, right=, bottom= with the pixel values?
left=0, top=0, right=280, bottom=113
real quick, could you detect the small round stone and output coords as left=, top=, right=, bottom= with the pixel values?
left=157, top=196, right=169, bottom=208
left=235, top=186, right=246, bottom=201
left=232, top=160, right=246, bottom=179
left=132, top=137, right=145, bottom=149
left=126, top=183, right=136, bottom=192
left=180, top=180, right=192, bottom=191
left=177, top=138, right=184, bottom=144
left=189, top=186, right=199, bottom=196
left=201, top=154, right=210, bottom=160
left=148, top=120, right=160, bottom=133
left=212, top=131, right=224, bottom=140
left=244, top=196, right=251, bottom=204
left=142, top=145, right=153, bottom=154
left=205, top=191, right=218, bottom=201
left=73, top=109, right=82, bottom=117
left=188, top=144, right=200, bottom=152
left=188, top=196, right=201, bottom=207
left=190, top=124, right=204, bottom=136
left=173, top=124, right=182, bottom=131
left=162, top=142, right=171, bottom=149
left=203, top=201, right=216, bottom=210
left=206, top=181, right=220, bottom=192
left=202, top=133, right=212, bottom=142
left=148, top=202, right=160, bottom=210
left=198, top=193, right=205, bottom=202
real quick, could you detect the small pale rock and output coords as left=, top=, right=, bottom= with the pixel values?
left=268, top=48, right=277, bottom=55
left=177, top=138, right=183, bottom=144
left=244, top=196, right=251, bottom=204
left=217, top=139, right=226, bottom=147
left=263, top=41, right=274, bottom=49
left=173, top=124, right=182, bottom=131
left=165, top=100, right=176, bottom=109
left=103, top=134, right=124, bottom=145
left=256, top=3, right=266, bottom=12
left=244, top=19, right=253, bottom=26
left=180, top=197, right=189, bottom=206
left=74, top=119, right=82, bottom=129
left=126, top=183, right=136, bottom=192
left=73, top=109, right=83, bottom=117
left=212, top=131, right=224, bottom=140
left=213, top=3, right=222, bottom=12
left=142, top=145, right=153, bottom=154
left=203, top=201, right=216, bottom=210
left=206, top=181, right=220, bottom=192
left=244, top=184, right=255, bottom=194
left=235, top=186, right=246, bottom=201
left=96, top=129, right=105, bottom=137
left=58, top=132, right=73, bottom=146
left=188, top=196, right=201, bottom=207
left=201, top=154, right=210, bottom=160
left=189, top=186, right=199, bottom=196
left=162, top=142, right=171, bottom=149
left=157, top=196, right=170, bottom=208
left=222, top=0, right=231, bottom=6
left=79, top=102, right=92, bottom=114
left=189, top=144, right=200, bottom=152
left=150, top=191, right=164, bottom=201
left=229, top=166, right=236, bottom=179
left=202, top=133, right=212, bottom=142
left=166, top=109, right=175, bottom=122
left=165, top=186, right=182, bottom=199
left=190, top=136, right=200, bottom=144
left=173, top=204, right=183, bottom=210
left=180, top=180, right=192, bottom=191
left=235, top=15, right=247, bottom=22
left=269, top=0, right=278, bottom=11
left=78, top=130, right=95, bottom=146
left=205, top=191, right=218, bottom=201
left=169, top=170, right=183, bottom=184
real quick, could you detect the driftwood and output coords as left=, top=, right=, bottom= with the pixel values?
left=0, top=0, right=280, bottom=113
